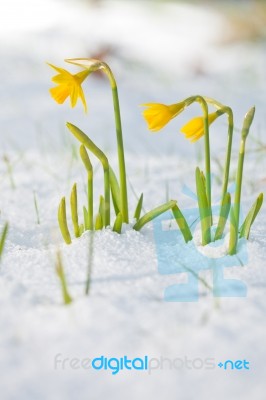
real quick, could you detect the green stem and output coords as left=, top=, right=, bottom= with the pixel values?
left=234, top=139, right=245, bottom=232
left=229, top=106, right=255, bottom=254
left=204, top=98, right=233, bottom=202
left=80, top=145, right=93, bottom=230
left=103, top=65, right=129, bottom=223
left=65, top=58, right=129, bottom=223
left=229, top=139, right=245, bottom=254
left=185, top=95, right=212, bottom=221
left=198, top=97, right=211, bottom=213
left=234, top=138, right=246, bottom=226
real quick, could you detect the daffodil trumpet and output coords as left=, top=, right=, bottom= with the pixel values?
left=65, top=58, right=129, bottom=224
left=141, top=102, right=186, bottom=132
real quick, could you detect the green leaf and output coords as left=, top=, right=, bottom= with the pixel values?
left=0, top=222, right=8, bottom=261
left=239, top=193, right=263, bottom=239
left=214, top=192, right=231, bottom=241
left=109, top=166, right=121, bottom=215
left=70, top=183, right=81, bottom=238
left=113, top=212, right=123, bottom=233
left=171, top=204, right=192, bottom=243
left=95, top=213, right=103, bottom=230
left=98, top=195, right=105, bottom=225
left=83, top=206, right=89, bottom=231
left=195, top=167, right=211, bottom=245
left=133, top=200, right=176, bottom=231
left=58, top=197, right=72, bottom=245
left=134, top=193, right=143, bottom=221
left=55, top=251, right=73, bottom=305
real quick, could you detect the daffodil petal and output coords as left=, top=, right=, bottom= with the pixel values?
left=50, top=86, right=70, bottom=104
left=70, top=84, right=79, bottom=108
left=47, top=63, right=70, bottom=75
left=78, top=86, right=88, bottom=113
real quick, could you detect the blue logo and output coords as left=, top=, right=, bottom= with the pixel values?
left=218, top=359, right=250, bottom=370
left=92, top=356, right=148, bottom=375
left=153, top=198, right=248, bottom=302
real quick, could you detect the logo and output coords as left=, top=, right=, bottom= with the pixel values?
left=218, top=359, right=250, bottom=370
left=153, top=190, right=248, bottom=302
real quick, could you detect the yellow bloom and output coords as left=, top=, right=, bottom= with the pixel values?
left=181, top=112, right=219, bottom=142
left=48, top=63, right=90, bottom=112
left=142, top=102, right=185, bottom=132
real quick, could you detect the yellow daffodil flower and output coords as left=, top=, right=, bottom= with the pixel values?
left=181, top=112, right=219, bottom=142
left=142, top=102, right=186, bottom=132
left=48, top=63, right=90, bottom=112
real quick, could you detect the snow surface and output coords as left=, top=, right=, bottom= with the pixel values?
left=0, top=1, right=265, bottom=399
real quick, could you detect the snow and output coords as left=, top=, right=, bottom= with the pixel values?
left=0, top=0, right=266, bottom=399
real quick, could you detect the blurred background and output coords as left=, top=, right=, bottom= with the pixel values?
left=0, top=0, right=265, bottom=155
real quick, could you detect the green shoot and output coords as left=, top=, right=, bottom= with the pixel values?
left=195, top=167, right=211, bottom=245
left=58, top=197, right=72, bottom=245
left=70, top=183, right=81, bottom=238
left=98, top=195, right=105, bottom=225
left=109, top=166, right=121, bottom=215
left=134, top=193, right=144, bottom=221
left=239, top=193, right=263, bottom=239
left=214, top=192, right=231, bottom=241
left=95, top=213, right=103, bottom=230
left=83, top=206, right=89, bottom=231
left=55, top=251, right=73, bottom=305
left=0, top=223, right=8, bottom=262
left=113, top=212, right=123, bottom=233
left=133, top=200, right=176, bottom=231
left=171, top=204, right=192, bottom=243
left=67, top=122, right=110, bottom=227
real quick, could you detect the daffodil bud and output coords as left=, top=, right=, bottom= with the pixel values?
left=241, top=106, right=255, bottom=139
